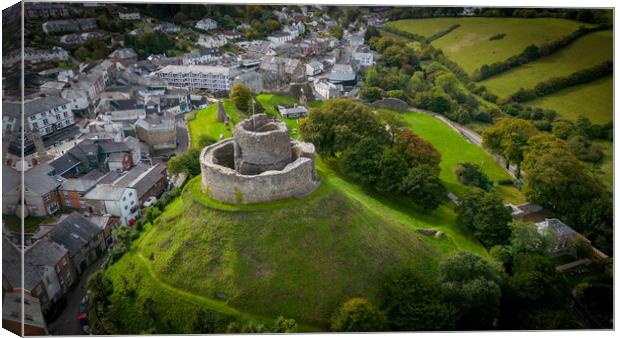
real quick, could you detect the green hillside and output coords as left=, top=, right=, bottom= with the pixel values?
left=402, top=111, right=526, bottom=204
left=525, top=75, right=613, bottom=124
left=387, top=17, right=590, bottom=75
left=480, top=30, right=613, bottom=99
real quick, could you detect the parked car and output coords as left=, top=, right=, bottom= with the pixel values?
left=143, top=196, right=157, bottom=208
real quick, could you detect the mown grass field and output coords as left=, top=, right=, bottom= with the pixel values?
left=480, top=30, right=613, bottom=99
left=524, top=75, right=613, bottom=124
left=387, top=17, right=590, bottom=75
left=402, top=111, right=526, bottom=204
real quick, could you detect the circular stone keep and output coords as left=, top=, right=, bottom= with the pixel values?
left=233, top=114, right=292, bottom=175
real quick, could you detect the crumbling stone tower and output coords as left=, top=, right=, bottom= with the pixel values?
left=200, top=114, right=319, bottom=204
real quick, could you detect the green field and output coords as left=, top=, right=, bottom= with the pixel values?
left=255, top=94, right=301, bottom=136
left=525, top=75, right=613, bottom=124
left=387, top=17, right=590, bottom=75
left=187, top=100, right=243, bottom=147
left=480, top=30, right=613, bottom=99
left=402, top=111, right=526, bottom=204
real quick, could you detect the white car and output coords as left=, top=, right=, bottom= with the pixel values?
left=143, top=196, right=157, bottom=208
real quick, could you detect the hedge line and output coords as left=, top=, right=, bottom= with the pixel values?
left=427, top=24, right=460, bottom=41
left=472, top=24, right=611, bottom=81
left=506, top=61, right=612, bottom=103
left=381, top=25, right=471, bottom=83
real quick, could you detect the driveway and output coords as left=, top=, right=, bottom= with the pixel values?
left=47, top=255, right=108, bottom=335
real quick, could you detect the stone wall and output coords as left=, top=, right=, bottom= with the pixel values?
left=233, top=114, right=292, bottom=175
left=201, top=139, right=319, bottom=204
left=369, top=98, right=410, bottom=111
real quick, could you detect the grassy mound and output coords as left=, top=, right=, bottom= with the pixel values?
left=135, top=176, right=443, bottom=328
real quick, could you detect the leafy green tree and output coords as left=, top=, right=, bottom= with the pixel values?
left=331, top=298, right=387, bottom=332
left=393, top=130, right=441, bottom=171
left=456, top=188, right=512, bottom=247
left=331, top=25, right=343, bottom=39
left=300, top=99, right=390, bottom=157
left=482, top=118, right=538, bottom=177
left=507, top=253, right=565, bottom=305
left=339, top=138, right=384, bottom=185
left=401, top=165, right=447, bottom=210
left=87, top=270, right=113, bottom=305
left=229, top=83, right=252, bottom=112
left=167, top=147, right=201, bottom=177
left=454, top=162, right=493, bottom=191
left=360, top=86, right=383, bottom=102
left=376, top=148, right=409, bottom=193
left=272, top=316, right=298, bottom=333
left=381, top=269, right=457, bottom=331
left=173, top=11, right=188, bottom=23
left=438, top=251, right=503, bottom=329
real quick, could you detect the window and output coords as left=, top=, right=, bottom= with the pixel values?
left=43, top=118, right=49, bottom=125
left=32, top=122, right=38, bottom=129
left=124, top=205, right=128, bottom=210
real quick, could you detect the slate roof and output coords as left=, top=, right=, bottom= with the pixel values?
left=111, top=163, right=165, bottom=198
left=24, top=164, right=62, bottom=195
left=49, top=212, right=102, bottom=256
left=2, top=236, right=21, bottom=290
left=98, top=141, right=130, bottom=154
left=84, top=184, right=127, bottom=201
left=49, top=153, right=81, bottom=176
left=2, top=166, right=21, bottom=194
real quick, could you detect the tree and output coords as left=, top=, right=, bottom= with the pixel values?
left=381, top=269, right=457, bottom=331
left=87, top=271, right=113, bottom=305
left=456, top=188, right=512, bottom=247
left=331, top=298, right=387, bottom=332
left=401, top=165, right=447, bottom=210
left=229, top=83, right=252, bottom=112
left=454, top=162, right=493, bottom=191
left=192, top=309, right=217, bottom=333
left=331, top=25, right=343, bottom=40
left=339, top=137, right=384, bottom=186
left=360, top=86, right=383, bottom=103
left=482, top=118, right=538, bottom=177
left=393, top=130, right=441, bottom=170
left=272, top=316, right=298, bottom=333
left=167, top=147, right=201, bottom=177
left=300, top=99, right=390, bottom=157
left=507, top=253, right=565, bottom=306
left=438, top=251, right=503, bottom=329
left=174, top=11, right=188, bottom=23
left=376, top=148, right=409, bottom=193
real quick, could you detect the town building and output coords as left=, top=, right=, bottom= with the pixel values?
left=59, top=170, right=105, bottom=210
left=3, top=96, right=74, bottom=138
left=233, top=71, right=263, bottom=94
left=45, top=212, right=106, bottom=273
left=3, top=164, right=64, bottom=218
left=195, top=18, right=218, bottom=31
left=25, top=3, right=69, bottom=18
left=2, top=292, right=48, bottom=336
left=134, top=116, right=177, bottom=151
left=84, top=184, right=139, bottom=226
left=154, top=65, right=239, bottom=92
left=278, top=105, right=308, bottom=119
left=314, top=78, right=343, bottom=100
left=42, top=18, right=97, bottom=34
left=154, top=22, right=181, bottom=33
left=328, top=64, right=357, bottom=86
left=197, top=34, right=228, bottom=48
left=352, top=49, right=374, bottom=67
left=119, top=12, right=141, bottom=20
left=305, top=61, right=324, bottom=76
left=109, top=48, right=138, bottom=63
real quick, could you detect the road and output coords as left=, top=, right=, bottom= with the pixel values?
left=48, top=255, right=108, bottom=335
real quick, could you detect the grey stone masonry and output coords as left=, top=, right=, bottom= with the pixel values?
left=200, top=114, right=319, bottom=204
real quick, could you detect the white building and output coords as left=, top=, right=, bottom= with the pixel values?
left=267, top=31, right=295, bottom=47
left=314, top=78, right=342, bottom=100
left=154, top=65, right=239, bottom=92
left=3, top=96, right=74, bottom=137
left=305, top=61, right=324, bottom=76
left=119, top=12, right=141, bottom=20
left=84, top=185, right=139, bottom=225
left=352, top=51, right=374, bottom=67
left=197, top=34, right=228, bottom=48
left=196, top=18, right=217, bottom=31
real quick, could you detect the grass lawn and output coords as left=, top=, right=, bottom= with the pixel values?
left=402, top=111, right=526, bottom=204
left=480, top=30, right=613, bottom=99
left=524, top=75, right=613, bottom=124
left=255, top=94, right=301, bottom=136
left=187, top=100, right=243, bottom=147
left=387, top=17, right=590, bottom=75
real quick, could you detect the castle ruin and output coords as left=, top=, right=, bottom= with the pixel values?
left=200, top=113, right=319, bottom=204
